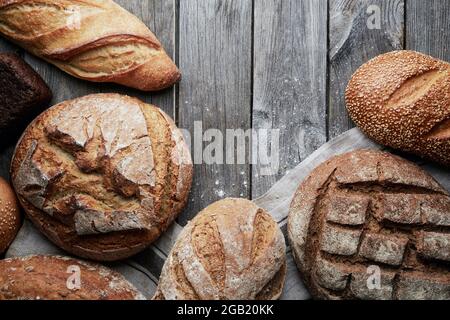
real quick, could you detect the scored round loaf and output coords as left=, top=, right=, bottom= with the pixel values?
left=0, top=177, right=21, bottom=254
left=0, top=255, right=145, bottom=300
left=288, top=149, right=450, bottom=300
left=153, top=198, right=287, bottom=300
left=10, top=94, right=193, bottom=261
left=345, top=50, right=450, bottom=166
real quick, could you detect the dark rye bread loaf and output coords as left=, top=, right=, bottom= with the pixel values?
left=346, top=50, right=450, bottom=166
left=10, top=94, right=193, bottom=261
left=288, top=149, right=450, bottom=300
left=153, top=198, right=286, bottom=300
left=0, top=255, right=145, bottom=300
left=0, top=53, right=51, bottom=131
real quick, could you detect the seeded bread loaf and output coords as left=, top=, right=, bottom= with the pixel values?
left=0, top=177, right=21, bottom=254
left=346, top=50, right=450, bottom=166
left=0, top=53, right=51, bottom=131
left=288, top=149, right=450, bottom=300
left=0, top=0, right=180, bottom=91
left=153, top=198, right=287, bottom=300
left=10, top=93, right=193, bottom=261
left=0, top=255, right=145, bottom=300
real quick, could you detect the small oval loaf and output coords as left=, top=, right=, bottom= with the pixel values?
left=10, top=93, right=193, bottom=261
left=0, top=0, right=180, bottom=91
left=346, top=50, right=450, bottom=166
left=0, top=177, right=21, bottom=254
left=153, top=198, right=287, bottom=300
left=288, top=149, right=450, bottom=300
left=0, top=255, right=145, bottom=300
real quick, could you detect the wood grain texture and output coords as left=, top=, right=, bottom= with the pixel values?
left=406, top=0, right=450, bottom=61
left=178, top=0, right=252, bottom=223
left=252, top=0, right=328, bottom=198
left=328, top=0, right=404, bottom=139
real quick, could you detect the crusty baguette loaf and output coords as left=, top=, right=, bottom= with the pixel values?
left=345, top=50, right=450, bottom=166
left=0, top=0, right=180, bottom=91
left=10, top=94, right=193, bottom=261
left=0, top=177, right=21, bottom=254
left=0, top=255, right=146, bottom=300
left=153, top=198, right=286, bottom=300
left=288, top=149, right=450, bottom=300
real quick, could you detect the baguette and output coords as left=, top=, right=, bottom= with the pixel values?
left=0, top=255, right=146, bottom=300
left=0, top=0, right=180, bottom=91
left=153, top=198, right=287, bottom=300
left=345, top=50, right=450, bottom=166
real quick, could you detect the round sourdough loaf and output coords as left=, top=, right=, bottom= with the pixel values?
left=346, top=50, right=450, bottom=166
left=0, top=177, right=21, bottom=254
left=0, top=255, right=145, bottom=300
left=288, top=149, right=450, bottom=300
left=10, top=94, right=193, bottom=261
left=153, top=198, right=287, bottom=300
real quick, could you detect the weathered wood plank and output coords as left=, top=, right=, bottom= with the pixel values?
left=328, top=0, right=404, bottom=139
left=178, top=0, right=252, bottom=223
left=252, top=0, right=328, bottom=198
left=22, top=0, right=177, bottom=116
left=406, top=0, right=450, bottom=61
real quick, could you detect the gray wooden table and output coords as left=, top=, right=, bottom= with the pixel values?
left=0, top=0, right=449, bottom=226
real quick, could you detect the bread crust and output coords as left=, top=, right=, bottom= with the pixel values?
left=0, top=0, right=180, bottom=91
left=0, top=53, right=52, bottom=131
left=345, top=50, right=450, bottom=166
left=288, top=149, right=450, bottom=300
left=10, top=93, right=193, bottom=261
left=0, top=177, right=21, bottom=254
left=153, top=198, right=287, bottom=300
left=0, top=255, right=146, bottom=300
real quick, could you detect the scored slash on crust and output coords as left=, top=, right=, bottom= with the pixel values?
left=154, top=198, right=287, bottom=300
left=345, top=50, right=450, bottom=166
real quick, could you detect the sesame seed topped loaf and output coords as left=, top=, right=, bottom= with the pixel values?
left=0, top=0, right=180, bottom=91
left=0, top=255, right=146, bottom=300
left=10, top=94, right=193, bottom=261
left=153, top=198, right=287, bottom=300
left=288, top=149, right=450, bottom=300
left=345, top=50, right=450, bottom=166
left=0, top=177, right=21, bottom=254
